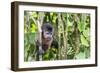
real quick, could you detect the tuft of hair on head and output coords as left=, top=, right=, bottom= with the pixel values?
left=42, top=23, right=53, bottom=32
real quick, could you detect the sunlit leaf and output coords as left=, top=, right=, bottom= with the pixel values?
left=43, top=53, right=49, bottom=60
left=24, top=28, right=27, bottom=33
left=52, top=15, right=57, bottom=23
left=32, top=12, right=37, bottom=17
left=81, top=35, right=89, bottom=47
left=30, top=24, right=38, bottom=33
left=50, top=12, right=53, bottom=16
left=83, top=28, right=90, bottom=38
left=78, top=22, right=85, bottom=32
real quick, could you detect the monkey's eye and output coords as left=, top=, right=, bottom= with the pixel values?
left=46, top=32, right=50, bottom=34
left=45, top=32, right=51, bottom=34
left=47, top=32, right=53, bottom=35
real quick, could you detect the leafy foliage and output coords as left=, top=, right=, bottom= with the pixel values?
left=24, top=11, right=90, bottom=61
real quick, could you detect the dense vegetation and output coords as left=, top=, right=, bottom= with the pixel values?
left=24, top=11, right=90, bottom=61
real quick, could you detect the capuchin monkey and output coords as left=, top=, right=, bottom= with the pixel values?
left=42, top=23, right=54, bottom=51
left=36, top=23, right=54, bottom=60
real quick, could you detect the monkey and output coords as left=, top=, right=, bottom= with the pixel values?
left=36, top=23, right=58, bottom=61
left=42, top=23, right=54, bottom=51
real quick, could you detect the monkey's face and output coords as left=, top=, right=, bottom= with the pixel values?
left=43, top=31, right=53, bottom=44
left=42, top=23, right=53, bottom=45
left=43, top=31, right=53, bottom=42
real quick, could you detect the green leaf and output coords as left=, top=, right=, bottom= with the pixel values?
left=83, top=28, right=90, bottom=38
left=67, top=20, right=73, bottom=27
left=52, top=15, right=57, bottom=23
left=75, top=52, right=85, bottom=59
left=29, top=33, right=36, bottom=44
left=43, top=53, right=49, bottom=60
left=30, top=24, right=38, bottom=33
left=81, top=35, right=89, bottom=47
left=78, top=22, right=85, bottom=32
left=50, top=12, right=53, bottom=16
left=32, top=12, right=37, bottom=17
left=24, top=27, right=27, bottom=33
left=85, top=48, right=90, bottom=58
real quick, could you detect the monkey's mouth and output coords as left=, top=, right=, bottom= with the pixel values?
left=46, top=38, right=51, bottom=41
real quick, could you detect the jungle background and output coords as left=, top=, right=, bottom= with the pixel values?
left=24, top=11, right=90, bottom=61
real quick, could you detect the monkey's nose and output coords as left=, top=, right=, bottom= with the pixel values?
left=47, top=37, right=51, bottom=41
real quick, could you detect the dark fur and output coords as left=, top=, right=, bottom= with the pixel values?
left=36, top=23, right=54, bottom=60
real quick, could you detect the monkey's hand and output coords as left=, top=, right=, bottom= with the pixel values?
left=36, top=40, right=41, bottom=46
left=38, top=48, right=44, bottom=55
